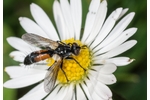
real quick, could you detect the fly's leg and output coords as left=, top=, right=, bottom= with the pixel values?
left=47, top=60, right=69, bottom=82
left=81, top=45, right=87, bottom=49
left=60, top=60, right=69, bottom=82
left=57, top=41, right=68, bottom=46
left=65, top=57, right=86, bottom=71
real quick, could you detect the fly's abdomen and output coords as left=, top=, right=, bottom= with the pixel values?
left=24, top=56, right=33, bottom=65
left=34, top=54, right=50, bottom=62
left=24, top=50, right=51, bottom=65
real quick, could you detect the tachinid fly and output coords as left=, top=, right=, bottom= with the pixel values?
left=22, top=33, right=86, bottom=93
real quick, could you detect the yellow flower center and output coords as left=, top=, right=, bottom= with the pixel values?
left=47, top=38, right=92, bottom=84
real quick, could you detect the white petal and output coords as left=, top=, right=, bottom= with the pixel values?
left=45, top=85, right=61, bottom=100
left=62, top=83, right=74, bottom=100
left=4, top=71, right=46, bottom=88
left=99, top=63, right=117, bottom=74
left=81, top=0, right=100, bottom=42
left=84, top=78, right=95, bottom=95
left=53, top=1, right=68, bottom=40
left=118, top=8, right=129, bottom=19
left=89, top=0, right=100, bottom=12
left=90, top=8, right=123, bottom=49
left=7, top=37, right=34, bottom=53
left=5, top=66, right=47, bottom=78
left=54, top=86, right=69, bottom=100
left=94, top=82, right=112, bottom=99
left=88, top=69, right=99, bottom=78
left=92, top=65, right=103, bottom=71
left=10, top=51, right=25, bottom=62
left=45, top=82, right=70, bottom=100
left=81, top=82, right=93, bottom=100
left=32, top=65, right=49, bottom=70
left=97, top=40, right=137, bottom=58
left=24, top=82, right=44, bottom=95
left=94, top=28, right=137, bottom=54
left=105, top=57, right=135, bottom=66
left=19, top=82, right=48, bottom=100
left=93, top=56, right=135, bottom=66
left=19, top=17, right=48, bottom=38
left=60, top=0, right=74, bottom=39
left=70, top=0, right=82, bottom=40
left=97, top=74, right=116, bottom=85
left=93, top=12, right=135, bottom=51
left=76, top=83, right=87, bottom=100
left=104, top=12, right=135, bottom=43
left=30, top=3, right=59, bottom=40
left=92, top=92, right=104, bottom=100
left=19, top=61, right=48, bottom=69
left=85, top=0, right=107, bottom=44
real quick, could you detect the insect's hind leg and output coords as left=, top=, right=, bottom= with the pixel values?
left=60, top=60, right=69, bottom=82
left=65, top=57, right=86, bottom=71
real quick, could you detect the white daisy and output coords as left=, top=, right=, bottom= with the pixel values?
left=4, top=0, right=137, bottom=100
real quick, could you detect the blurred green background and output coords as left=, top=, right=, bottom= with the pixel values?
left=3, top=0, right=147, bottom=100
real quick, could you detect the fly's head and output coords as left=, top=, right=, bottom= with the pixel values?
left=71, top=43, right=81, bottom=55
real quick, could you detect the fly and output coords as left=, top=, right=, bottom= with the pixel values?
left=22, top=33, right=86, bottom=93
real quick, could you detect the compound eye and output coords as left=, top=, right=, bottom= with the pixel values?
left=74, top=47, right=80, bottom=55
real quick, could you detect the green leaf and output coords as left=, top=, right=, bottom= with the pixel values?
left=112, top=90, right=127, bottom=100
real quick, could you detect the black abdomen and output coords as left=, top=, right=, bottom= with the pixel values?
left=24, top=52, right=39, bottom=65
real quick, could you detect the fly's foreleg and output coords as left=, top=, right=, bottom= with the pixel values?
left=65, top=57, right=86, bottom=71
left=60, top=60, right=69, bottom=82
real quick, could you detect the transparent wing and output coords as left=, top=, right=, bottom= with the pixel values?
left=22, top=33, right=59, bottom=49
left=44, top=59, right=61, bottom=93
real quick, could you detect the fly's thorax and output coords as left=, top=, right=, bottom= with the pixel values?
left=54, top=44, right=72, bottom=57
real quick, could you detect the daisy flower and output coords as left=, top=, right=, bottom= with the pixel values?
left=4, top=0, right=137, bottom=100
